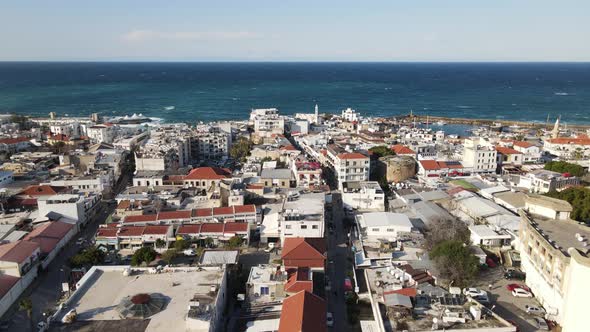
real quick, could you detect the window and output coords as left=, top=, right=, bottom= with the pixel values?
left=301, top=225, right=308, bottom=229
left=285, top=225, right=292, bottom=229
left=260, top=286, right=270, bottom=295
left=312, top=225, right=318, bottom=229
left=371, top=228, right=379, bottom=232
left=386, top=228, right=395, bottom=232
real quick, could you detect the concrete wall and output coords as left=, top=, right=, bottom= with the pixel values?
left=0, top=267, right=38, bottom=318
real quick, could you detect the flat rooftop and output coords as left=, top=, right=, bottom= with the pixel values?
left=530, top=215, right=590, bottom=256
left=64, top=268, right=224, bottom=332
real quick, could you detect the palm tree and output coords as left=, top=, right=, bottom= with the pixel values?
left=155, top=238, right=166, bottom=251
left=19, top=297, right=33, bottom=331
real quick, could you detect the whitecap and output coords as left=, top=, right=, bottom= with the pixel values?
left=554, top=92, right=570, bottom=96
left=164, top=106, right=175, bottom=111
left=456, top=105, right=472, bottom=109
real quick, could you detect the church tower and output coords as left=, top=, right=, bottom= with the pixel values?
left=552, top=116, right=560, bottom=139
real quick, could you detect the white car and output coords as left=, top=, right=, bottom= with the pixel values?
left=462, top=288, right=486, bottom=297
left=183, top=249, right=196, bottom=256
left=525, top=305, right=546, bottom=316
left=326, top=312, right=334, bottom=327
left=512, top=288, right=533, bottom=297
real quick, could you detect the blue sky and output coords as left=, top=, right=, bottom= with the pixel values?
left=1, top=0, right=589, bottom=61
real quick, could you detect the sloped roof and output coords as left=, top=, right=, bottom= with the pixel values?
left=419, top=160, right=440, bottom=171
left=200, top=223, right=224, bottom=233
left=123, top=214, right=158, bottom=223
left=177, top=224, right=202, bottom=235
left=337, top=152, right=368, bottom=160
left=512, top=140, right=534, bottom=148
left=0, top=274, right=20, bottom=298
left=285, top=268, right=313, bottom=293
left=143, top=225, right=170, bottom=235
left=157, top=210, right=192, bottom=220
left=282, top=238, right=326, bottom=260
left=495, top=146, right=523, bottom=155
left=391, top=144, right=415, bottom=155
left=278, top=290, right=326, bottom=332
left=223, top=222, right=248, bottom=233
left=20, top=185, right=68, bottom=197
left=0, top=137, right=30, bottom=145
left=184, top=167, right=232, bottom=180
left=0, top=240, right=40, bottom=263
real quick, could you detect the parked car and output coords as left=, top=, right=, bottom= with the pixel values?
left=183, top=249, right=196, bottom=256
left=506, top=284, right=530, bottom=292
left=504, top=269, right=526, bottom=280
left=471, top=293, right=491, bottom=305
left=512, top=288, right=533, bottom=297
left=463, top=288, right=486, bottom=297
left=326, top=312, right=334, bottom=327
left=533, top=317, right=549, bottom=330
left=525, top=305, right=546, bottom=316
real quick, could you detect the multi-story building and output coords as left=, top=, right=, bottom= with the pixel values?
left=462, top=137, right=497, bottom=173
left=326, top=145, right=369, bottom=189
left=292, top=161, right=322, bottom=188
left=37, top=193, right=101, bottom=229
left=517, top=169, right=579, bottom=194
left=341, top=107, right=359, bottom=122
left=544, top=136, right=590, bottom=158
left=280, top=193, right=325, bottom=245
left=135, top=125, right=191, bottom=171
left=190, top=126, right=230, bottom=161
left=252, top=108, right=285, bottom=139
left=518, top=195, right=590, bottom=329
left=341, top=181, right=385, bottom=211
left=499, top=140, right=541, bottom=163
left=86, top=124, right=115, bottom=144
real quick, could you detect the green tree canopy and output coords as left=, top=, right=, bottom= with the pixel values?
left=430, top=240, right=480, bottom=288
left=369, top=145, right=396, bottom=158
left=226, top=236, right=243, bottom=248
left=70, top=246, right=105, bottom=268
left=174, top=239, right=190, bottom=251
left=131, top=247, right=157, bottom=266
left=230, top=137, right=253, bottom=162
left=161, top=249, right=177, bottom=264
left=546, top=187, right=590, bottom=223
left=544, top=161, right=585, bottom=177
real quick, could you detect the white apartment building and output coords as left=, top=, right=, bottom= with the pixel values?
left=253, top=113, right=285, bottom=138
left=280, top=193, right=325, bottom=245
left=37, top=193, right=101, bottom=228
left=517, top=169, right=580, bottom=194
left=501, top=140, right=541, bottom=163
left=519, top=195, right=590, bottom=329
left=292, top=161, right=322, bottom=188
left=113, top=131, right=149, bottom=151
left=326, top=145, right=370, bottom=190
left=462, top=137, right=497, bottom=173
left=191, top=127, right=230, bottom=161
left=355, top=212, right=413, bottom=242
left=341, top=181, right=385, bottom=211
left=341, top=107, right=359, bottom=122
left=87, top=124, right=115, bottom=144
left=544, top=136, right=590, bottom=158
left=47, top=173, right=113, bottom=195
left=135, top=127, right=191, bottom=171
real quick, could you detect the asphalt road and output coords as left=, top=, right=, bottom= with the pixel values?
left=326, top=192, right=350, bottom=331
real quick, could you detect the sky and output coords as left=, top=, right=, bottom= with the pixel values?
left=1, top=0, right=589, bottom=62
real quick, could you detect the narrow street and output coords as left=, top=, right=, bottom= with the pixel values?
left=326, top=192, right=350, bottom=331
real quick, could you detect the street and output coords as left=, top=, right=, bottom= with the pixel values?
left=326, top=192, right=350, bottom=331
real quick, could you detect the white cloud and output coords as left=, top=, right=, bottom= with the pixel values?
left=121, top=29, right=260, bottom=42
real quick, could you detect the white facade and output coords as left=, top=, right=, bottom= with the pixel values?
left=341, top=181, right=385, bottom=211
left=191, top=129, right=230, bottom=161
left=87, top=125, right=115, bottom=144
left=48, top=173, right=113, bottom=195
left=341, top=107, right=359, bottom=122
left=280, top=193, right=325, bottom=245
left=356, top=212, right=413, bottom=242
left=517, top=169, right=580, bottom=194
left=462, top=137, right=497, bottom=173
left=37, top=194, right=101, bottom=227
left=326, top=147, right=370, bottom=190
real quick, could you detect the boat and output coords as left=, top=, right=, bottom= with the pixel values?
left=164, top=106, right=175, bottom=111
left=436, top=120, right=446, bottom=126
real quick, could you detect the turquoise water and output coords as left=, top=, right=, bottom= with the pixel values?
left=0, top=62, right=589, bottom=124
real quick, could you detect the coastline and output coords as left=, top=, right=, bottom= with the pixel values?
left=407, top=114, right=590, bottom=130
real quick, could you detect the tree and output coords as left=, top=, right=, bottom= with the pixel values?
left=424, top=217, right=470, bottom=250
left=230, top=137, right=253, bottom=162
left=369, top=145, right=395, bottom=158
left=174, top=239, right=190, bottom=251
left=155, top=238, right=166, bottom=250
left=70, top=247, right=105, bottom=268
left=544, top=161, right=585, bottom=177
left=204, top=237, right=215, bottom=248
left=430, top=240, right=480, bottom=288
left=19, top=297, right=34, bottom=332
left=131, top=247, right=157, bottom=266
left=227, top=236, right=243, bottom=248
left=161, top=249, right=177, bottom=264
left=546, top=187, right=590, bottom=223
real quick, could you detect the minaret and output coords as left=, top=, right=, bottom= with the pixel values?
left=314, top=104, right=319, bottom=124
left=552, top=116, right=560, bottom=139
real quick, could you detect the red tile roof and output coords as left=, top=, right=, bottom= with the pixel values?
left=391, top=144, right=416, bottom=155
left=143, top=225, right=170, bottom=235
left=233, top=204, right=256, bottom=214
left=184, top=167, right=232, bottom=180
left=177, top=224, right=202, bottom=235
left=212, top=206, right=234, bottom=215
left=193, top=208, right=213, bottom=217
left=419, top=160, right=440, bottom=171
left=96, top=228, right=118, bottom=238
left=512, top=141, right=534, bottom=148
left=0, top=274, right=20, bottom=298
left=0, top=137, right=30, bottom=145
left=280, top=145, right=298, bottom=151
left=337, top=152, right=368, bottom=160
left=223, top=222, right=248, bottom=233
left=123, top=214, right=158, bottom=223
left=282, top=238, right=326, bottom=261
left=384, top=288, right=418, bottom=297
left=547, top=137, right=590, bottom=145
left=20, top=185, right=68, bottom=197
left=200, top=223, right=224, bottom=233
left=495, top=146, right=523, bottom=155
left=118, top=226, right=145, bottom=237
left=25, top=221, right=73, bottom=241
left=157, top=210, right=192, bottom=220
left=49, top=134, right=70, bottom=141
left=285, top=268, right=313, bottom=293
left=278, top=290, right=326, bottom=332
left=0, top=241, right=40, bottom=263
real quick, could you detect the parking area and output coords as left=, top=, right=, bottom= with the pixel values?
left=475, top=267, right=551, bottom=332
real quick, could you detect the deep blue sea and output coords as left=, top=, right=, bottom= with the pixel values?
left=1, top=62, right=590, bottom=124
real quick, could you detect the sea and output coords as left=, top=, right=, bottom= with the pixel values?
left=1, top=62, right=590, bottom=130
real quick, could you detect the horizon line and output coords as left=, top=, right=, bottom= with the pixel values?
left=1, top=60, right=590, bottom=64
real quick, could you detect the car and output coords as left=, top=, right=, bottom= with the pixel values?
left=471, top=293, right=491, bottom=305
left=525, top=305, right=546, bottom=316
left=506, top=283, right=531, bottom=292
left=462, top=287, right=486, bottom=297
left=75, top=237, right=85, bottom=245
left=504, top=269, right=526, bottom=280
left=533, top=317, right=549, bottom=330
left=326, top=312, right=334, bottom=327
left=183, top=249, right=196, bottom=256
left=512, top=288, right=533, bottom=297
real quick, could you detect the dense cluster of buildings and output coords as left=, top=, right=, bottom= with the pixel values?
left=0, top=108, right=588, bottom=332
